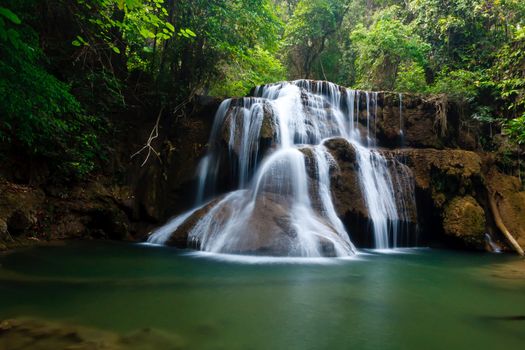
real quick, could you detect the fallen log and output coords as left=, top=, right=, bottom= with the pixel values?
left=489, top=193, right=524, bottom=256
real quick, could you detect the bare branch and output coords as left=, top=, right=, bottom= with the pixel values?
left=130, top=99, right=191, bottom=167
left=131, top=108, right=163, bottom=167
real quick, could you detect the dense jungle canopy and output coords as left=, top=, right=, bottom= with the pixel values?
left=1, top=0, right=524, bottom=180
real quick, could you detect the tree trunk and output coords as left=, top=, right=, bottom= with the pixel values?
left=489, top=193, right=524, bottom=256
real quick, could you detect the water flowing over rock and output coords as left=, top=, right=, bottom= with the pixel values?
left=148, top=80, right=418, bottom=256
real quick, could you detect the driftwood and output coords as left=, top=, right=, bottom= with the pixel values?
left=489, top=193, right=524, bottom=256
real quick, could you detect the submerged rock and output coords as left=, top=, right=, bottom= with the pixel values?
left=0, top=317, right=186, bottom=350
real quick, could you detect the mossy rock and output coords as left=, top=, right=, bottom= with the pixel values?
left=443, top=196, right=486, bottom=248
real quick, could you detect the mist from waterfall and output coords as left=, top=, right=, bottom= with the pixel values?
left=148, top=80, right=417, bottom=256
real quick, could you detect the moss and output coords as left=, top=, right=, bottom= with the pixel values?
left=432, top=192, right=447, bottom=208
left=443, top=196, right=486, bottom=247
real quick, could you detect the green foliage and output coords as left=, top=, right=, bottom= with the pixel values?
left=504, top=115, right=525, bottom=145
left=350, top=7, right=430, bottom=90
left=75, top=0, right=174, bottom=50
left=428, top=69, right=481, bottom=103
left=285, top=0, right=337, bottom=46
left=395, top=62, right=428, bottom=93
left=210, top=46, right=286, bottom=97
left=4, top=0, right=525, bottom=182
left=283, top=0, right=347, bottom=78
left=157, top=0, right=283, bottom=97
left=0, top=5, right=101, bottom=179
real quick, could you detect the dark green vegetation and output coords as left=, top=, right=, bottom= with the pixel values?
left=0, top=242, right=524, bottom=350
left=0, top=0, right=524, bottom=181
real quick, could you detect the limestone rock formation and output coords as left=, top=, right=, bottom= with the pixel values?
left=0, top=179, right=134, bottom=250
left=164, top=191, right=345, bottom=257
left=443, top=196, right=486, bottom=248
left=0, top=181, right=44, bottom=238
left=323, top=138, right=369, bottom=239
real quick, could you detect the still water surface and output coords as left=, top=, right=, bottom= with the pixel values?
left=0, top=242, right=523, bottom=349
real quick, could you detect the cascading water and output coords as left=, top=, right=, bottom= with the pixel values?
left=148, top=80, right=417, bottom=256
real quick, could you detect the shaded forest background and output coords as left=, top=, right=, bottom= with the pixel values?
left=1, top=0, right=524, bottom=182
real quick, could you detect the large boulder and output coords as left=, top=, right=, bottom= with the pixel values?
left=443, top=196, right=486, bottom=248
left=165, top=198, right=223, bottom=247
left=164, top=190, right=347, bottom=256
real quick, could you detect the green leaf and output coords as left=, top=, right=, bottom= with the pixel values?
left=165, top=22, right=174, bottom=32
left=112, top=46, right=121, bottom=54
left=185, top=28, right=196, bottom=37
left=72, top=40, right=81, bottom=46
left=178, top=28, right=196, bottom=39
left=139, top=28, right=155, bottom=39
left=0, top=7, right=21, bottom=25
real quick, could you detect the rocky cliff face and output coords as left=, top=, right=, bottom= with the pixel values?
left=1, top=85, right=524, bottom=254
left=0, top=96, right=221, bottom=250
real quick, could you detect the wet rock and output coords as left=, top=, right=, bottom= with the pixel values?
left=375, top=93, right=442, bottom=148
left=375, top=93, right=464, bottom=149
left=325, top=138, right=368, bottom=217
left=220, top=99, right=276, bottom=164
left=389, top=149, right=482, bottom=195
left=166, top=191, right=344, bottom=256
left=166, top=198, right=223, bottom=247
left=323, top=138, right=369, bottom=241
left=386, top=157, right=419, bottom=225
left=381, top=148, right=486, bottom=247
left=260, top=103, right=276, bottom=140
left=168, top=192, right=296, bottom=255
left=443, top=196, right=486, bottom=248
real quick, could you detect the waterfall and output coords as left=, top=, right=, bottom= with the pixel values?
left=149, top=80, right=417, bottom=256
